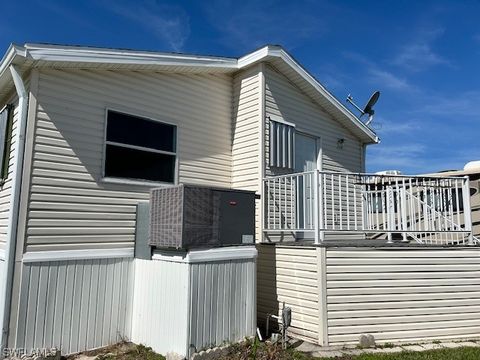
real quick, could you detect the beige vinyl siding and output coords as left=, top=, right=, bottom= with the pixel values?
left=326, top=248, right=480, bottom=345
left=25, top=69, right=233, bottom=251
left=263, top=65, right=364, bottom=242
left=264, top=64, right=362, bottom=175
left=257, top=244, right=320, bottom=343
left=232, top=66, right=261, bottom=240
left=0, top=98, right=20, bottom=249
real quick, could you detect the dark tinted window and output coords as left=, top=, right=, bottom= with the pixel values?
left=105, top=145, right=175, bottom=183
left=104, top=110, right=177, bottom=183
left=106, top=110, right=175, bottom=152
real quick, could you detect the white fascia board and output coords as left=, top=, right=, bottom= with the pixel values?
left=23, top=43, right=238, bottom=69
left=22, top=248, right=134, bottom=262
left=237, top=46, right=271, bottom=68
left=0, top=44, right=25, bottom=80
left=152, top=246, right=258, bottom=263
left=274, top=48, right=379, bottom=144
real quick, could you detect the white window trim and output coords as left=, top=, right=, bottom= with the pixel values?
left=102, top=108, right=179, bottom=186
left=267, top=114, right=296, bottom=128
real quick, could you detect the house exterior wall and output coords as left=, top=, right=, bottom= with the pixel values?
left=232, top=65, right=262, bottom=240
left=0, top=97, right=20, bottom=250
left=264, top=64, right=363, bottom=176
left=262, top=64, right=364, bottom=242
left=0, top=86, right=29, bottom=351
left=257, top=244, right=322, bottom=344
left=23, top=68, right=233, bottom=253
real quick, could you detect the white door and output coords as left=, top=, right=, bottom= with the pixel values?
left=295, top=134, right=320, bottom=230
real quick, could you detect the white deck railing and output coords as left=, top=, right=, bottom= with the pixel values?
left=263, top=171, right=475, bottom=246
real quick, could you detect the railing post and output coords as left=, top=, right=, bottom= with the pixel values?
left=386, top=186, right=394, bottom=244
left=313, top=171, right=320, bottom=244
left=318, top=171, right=325, bottom=242
left=462, top=176, right=474, bottom=245
left=400, top=186, right=408, bottom=242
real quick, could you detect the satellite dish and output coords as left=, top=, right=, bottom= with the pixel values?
left=364, top=91, right=380, bottom=116
left=346, top=90, right=381, bottom=127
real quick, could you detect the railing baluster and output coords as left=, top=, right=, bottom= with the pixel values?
left=409, top=178, right=415, bottom=232
left=339, top=175, right=343, bottom=230
left=272, top=179, right=276, bottom=229
left=313, top=171, right=320, bottom=244
left=290, top=176, right=294, bottom=229
left=416, top=178, right=421, bottom=234
left=381, top=177, right=386, bottom=232
left=331, top=174, right=335, bottom=228
left=462, top=176, right=474, bottom=245
left=266, top=180, right=270, bottom=230
left=323, top=173, right=327, bottom=231
left=319, top=171, right=325, bottom=241
left=295, top=175, right=301, bottom=229
left=373, top=179, right=380, bottom=230
left=353, top=177, right=358, bottom=230
left=346, top=175, right=350, bottom=230
left=361, top=179, right=366, bottom=232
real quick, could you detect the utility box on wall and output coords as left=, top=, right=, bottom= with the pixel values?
left=149, top=184, right=255, bottom=249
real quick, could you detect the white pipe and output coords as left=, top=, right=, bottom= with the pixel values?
left=0, top=65, right=29, bottom=349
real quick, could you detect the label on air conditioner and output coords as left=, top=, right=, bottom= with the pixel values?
left=242, top=235, right=254, bottom=244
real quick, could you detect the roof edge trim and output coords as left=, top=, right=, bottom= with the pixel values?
left=0, top=43, right=379, bottom=143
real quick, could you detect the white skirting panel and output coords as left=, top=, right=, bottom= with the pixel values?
left=14, top=257, right=134, bottom=355
left=131, top=247, right=257, bottom=358
left=131, top=259, right=190, bottom=357
left=326, top=248, right=480, bottom=345
left=189, top=258, right=257, bottom=353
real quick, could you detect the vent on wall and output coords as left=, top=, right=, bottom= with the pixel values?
left=269, top=119, right=295, bottom=169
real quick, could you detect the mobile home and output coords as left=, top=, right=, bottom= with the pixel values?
left=0, top=43, right=477, bottom=357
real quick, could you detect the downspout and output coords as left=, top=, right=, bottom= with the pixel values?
left=0, top=65, right=28, bottom=349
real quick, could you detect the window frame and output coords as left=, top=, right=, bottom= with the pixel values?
left=101, top=108, right=179, bottom=187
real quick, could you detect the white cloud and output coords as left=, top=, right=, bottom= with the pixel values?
left=392, top=28, right=450, bottom=71
left=343, top=51, right=414, bottom=92
left=108, top=1, right=190, bottom=51
left=367, top=68, right=412, bottom=91
left=376, top=118, right=422, bottom=134
left=368, top=143, right=427, bottom=172
left=416, top=90, right=480, bottom=118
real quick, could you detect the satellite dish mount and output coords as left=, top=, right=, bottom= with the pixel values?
left=346, top=90, right=380, bottom=127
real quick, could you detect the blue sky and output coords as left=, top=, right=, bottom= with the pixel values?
left=1, top=0, right=479, bottom=174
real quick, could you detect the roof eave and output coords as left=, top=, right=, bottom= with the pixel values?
left=0, top=44, right=26, bottom=78
left=22, top=43, right=238, bottom=69
left=0, top=43, right=381, bottom=144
